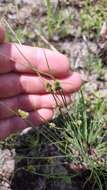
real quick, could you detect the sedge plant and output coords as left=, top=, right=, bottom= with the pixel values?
left=42, top=91, right=107, bottom=190
left=0, top=19, right=107, bottom=190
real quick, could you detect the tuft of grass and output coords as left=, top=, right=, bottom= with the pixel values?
left=43, top=91, right=107, bottom=189
left=85, top=52, right=103, bottom=73
left=80, top=2, right=107, bottom=38
left=45, top=0, right=74, bottom=39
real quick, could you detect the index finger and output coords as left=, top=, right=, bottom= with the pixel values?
left=0, top=43, right=70, bottom=77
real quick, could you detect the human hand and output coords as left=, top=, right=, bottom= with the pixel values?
left=0, top=27, right=81, bottom=139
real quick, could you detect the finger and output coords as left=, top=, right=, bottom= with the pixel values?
left=19, top=72, right=81, bottom=94
left=0, top=94, right=71, bottom=120
left=0, top=43, right=69, bottom=76
left=0, top=108, right=53, bottom=140
left=0, top=72, right=81, bottom=98
left=0, top=26, right=5, bottom=43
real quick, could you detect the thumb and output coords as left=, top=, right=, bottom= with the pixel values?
left=0, top=26, right=5, bottom=43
